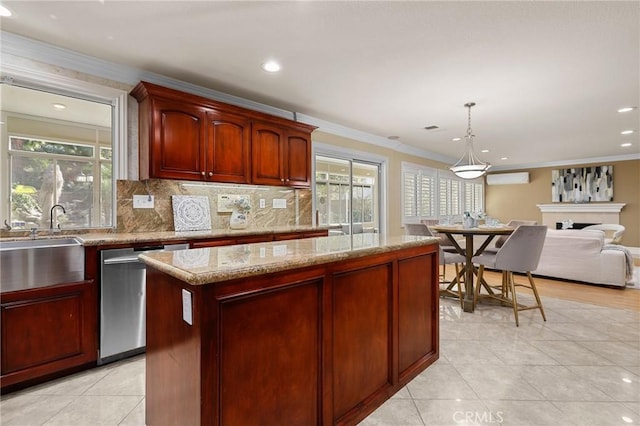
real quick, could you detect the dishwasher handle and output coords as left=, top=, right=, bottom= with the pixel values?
left=134, top=245, right=163, bottom=252
left=103, top=255, right=144, bottom=265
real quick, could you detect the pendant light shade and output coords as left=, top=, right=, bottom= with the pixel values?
left=450, top=102, right=491, bottom=179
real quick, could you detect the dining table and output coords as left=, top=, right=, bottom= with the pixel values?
left=430, top=224, right=514, bottom=312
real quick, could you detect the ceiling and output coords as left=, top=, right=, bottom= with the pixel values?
left=1, top=1, right=639, bottom=170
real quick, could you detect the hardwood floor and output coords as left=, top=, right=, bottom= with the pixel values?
left=442, top=266, right=640, bottom=311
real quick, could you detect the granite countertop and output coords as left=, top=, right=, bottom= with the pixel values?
left=0, top=225, right=329, bottom=246
left=139, top=234, right=439, bottom=286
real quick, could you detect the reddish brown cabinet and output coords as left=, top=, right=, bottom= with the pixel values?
left=146, top=98, right=207, bottom=181
left=145, top=241, right=439, bottom=426
left=134, top=83, right=251, bottom=183
left=1, top=280, right=97, bottom=392
left=206, top=109, right=251, bottom=183
left=132, top=81, right=315, bottom=187
left=252, top=122, right=312, bottom=187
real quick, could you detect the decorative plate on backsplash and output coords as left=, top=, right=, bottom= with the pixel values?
left=171, top=195, right=212, bottom=232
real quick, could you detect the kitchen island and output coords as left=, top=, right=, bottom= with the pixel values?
left=139, top=234, right=440, bottom=426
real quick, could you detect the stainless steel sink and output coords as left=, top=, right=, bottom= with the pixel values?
left=0, top=238, right=85, bottom=291
left=0, top=237, right=81, bottom=250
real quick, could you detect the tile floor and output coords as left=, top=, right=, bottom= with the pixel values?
left=1, top=294, right=639, bottom=426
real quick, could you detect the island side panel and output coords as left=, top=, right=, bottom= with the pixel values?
left=146, top=267, right=202, bottom=426
left=331, top=263, right=393, bottom=423
left=217, top=278, right=323, bottom=425
left=397, top=252, right=439, bottom=382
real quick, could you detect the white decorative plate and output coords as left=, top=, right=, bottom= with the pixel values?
left=172, top=195, right=212, bottom=231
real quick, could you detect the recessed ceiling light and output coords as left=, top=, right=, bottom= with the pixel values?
left=52, top=103, right=66, bottom=110
left=621, top=142, right=633, bottom=147
left=0, top=5, right=12, bottom=17
left=261, top=60, right=281, bottom=73
left=621, top=416, right=633, bottom=424
left=500, top=157, right=508, bottom=160
left=621, top=130, right=634, bottom=135
left=452, top=137, right=462, bottom=142
left=481, top=149, right=489, bottom=153
left=618, top=107, right=636, bottom=113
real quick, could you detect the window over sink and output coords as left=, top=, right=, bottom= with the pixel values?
left=1, top=77, right=126, bottom=230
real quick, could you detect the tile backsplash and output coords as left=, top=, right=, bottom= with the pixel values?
left=117, top=179, right=312, bottom=233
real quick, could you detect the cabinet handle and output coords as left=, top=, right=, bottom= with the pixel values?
left=201, top=171, right=205, bottom=176
left=208, top=172, right=213, bottom=177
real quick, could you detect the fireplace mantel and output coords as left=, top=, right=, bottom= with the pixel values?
left=536, top=203, right=626, bottom=213
left=537, top=203, right=625, bottom=227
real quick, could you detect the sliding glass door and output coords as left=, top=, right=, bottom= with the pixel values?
left=314, top=155, right=380, bottom=234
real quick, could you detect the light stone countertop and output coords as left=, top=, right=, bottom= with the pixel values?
left=0, top=225, right=330, bottom=246
left=139, top=234, right=438, bottom=286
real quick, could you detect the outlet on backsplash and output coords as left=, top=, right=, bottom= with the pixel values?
left=273, top=199, right=287, bottom=209
left=133, top=195, right=155, bottom=209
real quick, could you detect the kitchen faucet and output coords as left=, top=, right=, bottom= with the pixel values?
left=50, top=204, right=66, bottom=232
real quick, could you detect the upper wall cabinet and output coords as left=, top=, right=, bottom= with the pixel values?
left=251, top=122, right=311, bottom=187
left=131, top=82, right=315, bottom=187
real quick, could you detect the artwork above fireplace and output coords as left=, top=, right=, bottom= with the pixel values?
left=551, top=165, right=613, bottom=203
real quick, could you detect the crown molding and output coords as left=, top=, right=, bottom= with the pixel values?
left=297, top=113, right=456, bottom=164
left=2, top=31, right=637, bottom=170
left=0, top=31, right=294, bottom=120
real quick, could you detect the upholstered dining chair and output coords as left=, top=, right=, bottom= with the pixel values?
left=471, top=225, right=547, bottom=326
left=405, top=223, right=466, bottom=307
left=582, top=224, right=625, bottom=244
left=483, top=219, right=538, bottom=254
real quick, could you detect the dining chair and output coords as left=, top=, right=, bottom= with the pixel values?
left=484, top=219, right=537, bottom=254
left=405, top=223, right=466, bottom=307
left=471, top=225, right=547, bottom=326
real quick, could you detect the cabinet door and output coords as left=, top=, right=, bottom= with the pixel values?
left=150, top=99, right=206, bottom=180
left=1, top=280, right=97, bottom=390
left=285, top=130, right=312, bottom=187
left=252, top=121, right=285, bottom=186
left=205, top=110, right=251, bottom=183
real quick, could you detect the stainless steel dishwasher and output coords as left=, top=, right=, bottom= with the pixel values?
left=99, top=243, right=188, bottom=364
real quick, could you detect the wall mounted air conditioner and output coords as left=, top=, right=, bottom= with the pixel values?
left=486, top=172, right=529, bottom=185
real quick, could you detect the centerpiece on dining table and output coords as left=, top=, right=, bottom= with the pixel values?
left=463, top=211, right=485, bottom=229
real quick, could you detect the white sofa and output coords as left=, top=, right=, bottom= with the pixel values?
left=533, top=229, right=629, bottom=287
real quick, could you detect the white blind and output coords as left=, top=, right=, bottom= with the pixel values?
left=403, top=171, right=417, bottom=218
left=401, top=162, right=483, bottom=223
left=419, top=174, right=436, bottom=217
left=464, top=182, right=484, bottom=213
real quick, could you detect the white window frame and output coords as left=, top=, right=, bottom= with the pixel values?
left=401, top=161, right=484, bottom=224
left=0, top=65, right=127, bottom=229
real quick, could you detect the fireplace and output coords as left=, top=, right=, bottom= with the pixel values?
left=555, top=222, right=601, bottom=230
left=537, top=203, right=625, bottom=228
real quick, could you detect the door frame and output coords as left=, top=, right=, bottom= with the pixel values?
left=311, top=141, right=388, bottom=235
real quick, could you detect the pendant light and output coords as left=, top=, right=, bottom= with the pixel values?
left=450, top=102, right=491, bottom=179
